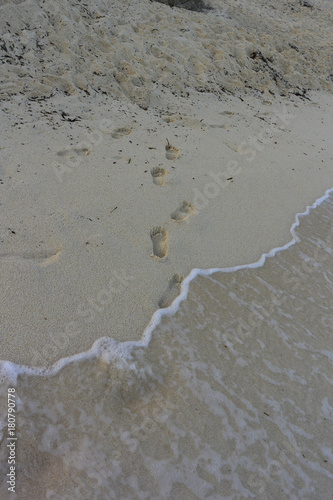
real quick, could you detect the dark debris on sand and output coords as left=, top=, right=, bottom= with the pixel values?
left=151, top=0, right=212, bottom=12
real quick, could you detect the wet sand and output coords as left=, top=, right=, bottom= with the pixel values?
left=1, top=190, right=332, bottom=499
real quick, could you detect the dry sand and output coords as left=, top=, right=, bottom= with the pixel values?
left=1, top=0, right=333, bottom=101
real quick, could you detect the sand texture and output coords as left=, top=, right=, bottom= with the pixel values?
left=0, top=0, right=333, bottom=106
left=1, top=191, right=332, bottom=499
left=1, top=88, right=333, bottom=366
left=0, top=0, right=333, bottom=497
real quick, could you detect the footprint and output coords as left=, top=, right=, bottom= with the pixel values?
left=171, top=201, right=195, bottom=222
left=158, top=274, right=184, bottom=309
left=162, top=114, right=204, bottom=128
left=209, top=124, right=228, bottom=129
left=165, top=138, right=180, bottom=160
left=150, top=226, right=168, bottom=259
left=57, top=147, right=91, bottom=157
left=38, top=249, right=63, bottom=268
left=111, top=127, right=132, bottom=139
left=57, top=149, right=71, bottom=157
left=0, top=248, right=63, bottom=268
left=151, top=167, right=167, bottom=186
left=74, top=147, right=92, bottom=156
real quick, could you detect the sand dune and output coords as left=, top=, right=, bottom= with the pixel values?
left=0, top=0, right=332, bottom=106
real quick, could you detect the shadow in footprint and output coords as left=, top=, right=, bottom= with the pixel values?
left=165, top=138, right=180, bottom=160
left=151, top=167, right=168, bottom=186
left=150, top=226, right=169, bottom=259
left=111, top=127, right=133, bottom=139
left=57, top=148, right=91, bottom=158
left=171, top=201, right=195, bottom=222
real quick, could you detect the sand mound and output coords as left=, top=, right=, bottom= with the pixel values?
left=0, top=0, right=332, bottom=105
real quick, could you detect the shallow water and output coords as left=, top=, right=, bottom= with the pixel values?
left=0, top=191, right=333, bottom=499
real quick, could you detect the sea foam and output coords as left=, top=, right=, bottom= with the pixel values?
left=1, top=186, right=332, bottom=384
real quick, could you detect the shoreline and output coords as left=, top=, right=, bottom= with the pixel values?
left=1, top=0, right=333, bottom=496
left=1, top=183, right=332, bottom=383
left=1, top=89, right=333, bottom=367
left=1, top=173, right=332, bottom=499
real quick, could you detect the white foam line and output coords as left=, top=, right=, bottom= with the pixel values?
left=1, top=187, right=333, bottom=383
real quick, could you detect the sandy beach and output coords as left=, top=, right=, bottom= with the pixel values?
left=0, top=0, right=333, bottom=498
left=1, top=0, right=333, bottom=366
left=1, top=89, right=333, bottom=368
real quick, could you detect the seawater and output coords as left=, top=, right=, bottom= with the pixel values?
left=0, top=189, right=333, bottom=499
